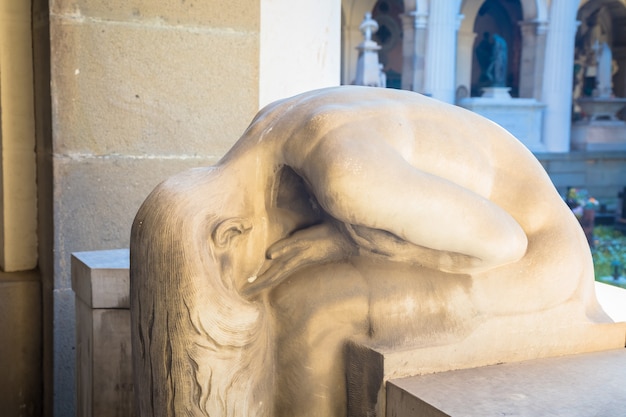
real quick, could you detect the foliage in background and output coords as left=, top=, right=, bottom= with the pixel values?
left=566, top=187, right=599, bottom=219
left=592, top=226, right=626, bottom=289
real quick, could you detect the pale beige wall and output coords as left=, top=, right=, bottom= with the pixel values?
left=0, top=3, right=43, bottom=411
left=0, top=0, right=38, bottom=272
left=49, top=1, right=261, bottom=414
left=259, top=0, right=341, bottom=107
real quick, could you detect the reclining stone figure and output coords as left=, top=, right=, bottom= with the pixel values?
left=131, top=86, right=618, bottom=417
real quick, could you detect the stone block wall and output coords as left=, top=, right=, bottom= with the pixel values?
left=537, top=151, right=626, bottom=209
left=48, top=2, right=260, bottom=415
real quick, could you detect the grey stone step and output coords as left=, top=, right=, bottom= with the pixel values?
left=387, top=348, right=626, bottom=417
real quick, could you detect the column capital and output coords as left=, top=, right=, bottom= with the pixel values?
left=408, top=10, right=429, bottom=29
left=519, top=19, right=548, bottom=36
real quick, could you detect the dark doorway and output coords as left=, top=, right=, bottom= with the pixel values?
left=372, top=0, right=405, bottom=89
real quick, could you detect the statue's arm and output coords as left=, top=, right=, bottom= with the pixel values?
left=298, top=134, right=528, bottom=270
left=246, top=121, right=528, bottom=293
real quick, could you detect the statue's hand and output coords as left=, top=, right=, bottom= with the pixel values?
left=242, top=221, right=356, bottom=297
left=345, top=224, right=487, bottom=274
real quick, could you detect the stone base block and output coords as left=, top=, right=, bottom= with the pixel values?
left=72, top=249, right=134, bottom=417
left=458, top=97, right=545, bottom=152
left=346, top=301, right=626, bottom=417
left=76, top=302, right=134, bottom=417
left=571, top=120, right=626, bottom=151
left=387, top=348, right=626, bottom=417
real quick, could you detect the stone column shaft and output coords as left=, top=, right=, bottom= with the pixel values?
left=519, top=20, right=547, bottom=100
left=424, top=1, right=460, bottom=103
left=456, top=30, right=476, bottom=99
left=401, top=13, right=415, bottom=90
left=542, top=0, right=578, bottom=152
left=411, top=11, right=428, bottom=93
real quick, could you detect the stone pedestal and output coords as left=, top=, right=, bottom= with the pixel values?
left=577, top=97, right=626, bottom=122
left=71, top=249, right=134, bottom=417
left=459, top=96, right=545, bottom=152
left=346, top=303, right=626, bottom=417
left=353, top=41, right=383, bottom=87
left=386, top=349, right=626, bottom=417
left=571, top=120, right=626, bottom=151
left=480, top=86, right=511, bottom=99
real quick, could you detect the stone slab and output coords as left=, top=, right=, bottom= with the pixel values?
left=50, top=17, right=258, bottom=157
left=387, top=348, right=626, bottom=417
left=76, top=299, right=134, bottom=417
left=458, top=97, right=545, bottom=152
left=346, top=301, right=626, bottom=417
left=51, top=0, right=259, bottom=30
left=72, top=249, right=130, bottom=308
left=571, top=121, right=626, bottom=151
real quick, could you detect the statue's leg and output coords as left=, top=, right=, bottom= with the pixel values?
left=301, top=136, right=527, bottom=270
left=270, top=262, right=369, bottom=417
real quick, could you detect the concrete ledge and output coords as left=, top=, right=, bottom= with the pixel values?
left=387, top=348, right=626, bottom=417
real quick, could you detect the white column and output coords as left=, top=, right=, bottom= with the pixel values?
left=541, top=0, right=578, bottom=152
left=411, top=11, right=429, bottom=94
left=519, top=19, right=548, bottom=100
left=424, top=0, right=462, bottom=103
left=401, top=12, right=415, bottom=90
left=456, top=29, right=476, bottom=99
left=259, top=0, right=341, bottom=108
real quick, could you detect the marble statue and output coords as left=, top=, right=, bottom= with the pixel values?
left=476, top=32, right=507, bottom=88
left=476, top=32, right=492, bottom=84
left=488, top=33, right=507, bottom=87
left=596, top=41, right=615, bottom=98
left=131, top=86, right=620, bottom=417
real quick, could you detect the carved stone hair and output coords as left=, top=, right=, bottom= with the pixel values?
left=130, top=168, right=273, bottom=417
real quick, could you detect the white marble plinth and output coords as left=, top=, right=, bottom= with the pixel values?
left=577, top=97, right=626, bottom=122
left=481, top=86, right=511, bottom=99
left=571, top=120, right=626, bottom=151
left=459, top=97, right=546, bottom=152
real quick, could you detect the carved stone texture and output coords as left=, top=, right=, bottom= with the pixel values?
left=130, top=86, right=624, bottom=417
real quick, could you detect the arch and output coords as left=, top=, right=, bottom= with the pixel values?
left=371, top=0, right=406, bottom=88
left=574, top=0, right=626, bottom=115
left=459, top=0, right=546, bottom=34
left=458, top=0, right=549, bottom=99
